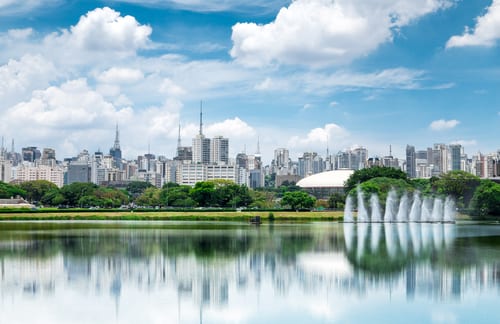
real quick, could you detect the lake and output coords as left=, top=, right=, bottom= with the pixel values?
left=0, top=221, right=499, bottom=323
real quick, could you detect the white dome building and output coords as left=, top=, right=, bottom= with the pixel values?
left=297, top=170, right=354, bottom=198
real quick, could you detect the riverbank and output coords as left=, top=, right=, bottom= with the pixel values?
left=0, top=210, right=345, bottom=222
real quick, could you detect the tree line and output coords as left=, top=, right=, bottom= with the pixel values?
left=0, top=179, right=317, bottom=210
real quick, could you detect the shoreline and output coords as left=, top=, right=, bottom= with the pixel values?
left=0, top=210, right=345, bottom=222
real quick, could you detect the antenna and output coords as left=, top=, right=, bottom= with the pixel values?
left=11, top=138, right=14, bottom=154
left=326, top=135, right=330, bottom=158
left=199, top=101, right=203, bottom=135
left=177, top=122, right=182, bottom=149
left=256, top=136, right=261, bottom=155
left=389, top=144, right=392, bottom=157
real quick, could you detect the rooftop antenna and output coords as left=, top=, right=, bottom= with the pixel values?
left=199, top=100, right=203, bottom=135
left=243, top=144, right=247, bottom=154
left=11, top=138, right=14, bottom=154
left=326, top=135, right=330, bottom=158
left=389, top=144, right=392, bottom=157
left=113, top=123, right=120, bottom=149
left=177, top=122, right=182, bottom=149
left=256, top=136, right=261, bottom=155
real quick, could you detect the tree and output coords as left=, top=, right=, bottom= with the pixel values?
left=0, top=182, right=26, bottom=199
left=328, top=193, right=345, bottom=209
left=433, top=171, right=480, bottom=207
left=281, top=191, right=315, bottom=210
left=470, top=180, right=500, bottom=217
left=126, top=181, right=153, bottom=198
left=18, top=180, right=58, bottom=203
left=60, top=182, right=98, bottom=207
left=345, top=166, right=408, bottom=193
left=40, top=189, right=65, bottom=206
left=190, top=181, right=216, bottom=207
left=160, top=185, right=195, bottom=207
left=135, top=187, right=161, bottom=207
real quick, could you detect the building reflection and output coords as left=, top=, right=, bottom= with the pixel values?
left=0, top=223, right=499, bottom=320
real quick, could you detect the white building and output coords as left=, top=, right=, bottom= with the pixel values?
left=14, top=163, right=64, bottom=187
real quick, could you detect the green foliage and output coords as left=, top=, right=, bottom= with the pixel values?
left=0, top=182, right=26, bottom=199
left=60, top=182, right=98, bottom=206
left=357, top=177, right=414, bottom=209
left=249, top=190, right=276, bottom=209
left=41, top=189, right=65, bottom=206
left=190, top=181, right=216, bottom=207
left=433, top=171, right=480, bottom=207
left=470, top=180, right=500, bottom=217
left=281, top=191, right=316, bottom=210
left=135, top=187, right=161, bottom=206
left=126, top=181, right=153, bottom=198
left=161, top=185, right=195, bottom=207
left=18, top=180, right=58, bottom=202
left=327, top=193, right=346, bottom=209
left=345, top=166, right=408, bottom=193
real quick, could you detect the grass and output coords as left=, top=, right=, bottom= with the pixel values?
left=0, top=209, right=345, bottom=222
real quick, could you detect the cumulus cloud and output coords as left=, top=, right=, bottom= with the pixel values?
left=44, top=7, right=151, bottom=56
left=159, top=78, right=186, bottom=97
left=0, top=54, right=57, bottom=107
left=288, top=123, right=349, bottom=151
left=96, top=67, right=144, bottom=84
left=107, top=0, right=289, bottom=13
left=231, top=0, right=452, bottom=67
left=447, top=0, right=500, bottom=48
left=450, top=139, right=477, bottom=147
left=429, top=119, right=460, bottom=131
left=2, top=78, right=186, bottom=158
left=205, top=117, right=256, bottom=138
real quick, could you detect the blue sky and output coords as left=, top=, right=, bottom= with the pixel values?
left=0, top=0, right=499, bottom=164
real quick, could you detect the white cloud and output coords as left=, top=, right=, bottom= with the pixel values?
left=449, top=139, right=477, bottom=147
left=231, top=0, right=453, bottom=67
left=205, top=117, right=256, bottom=138
left=44, top=7, right=152, bottom=56
left=7, top=28, right=33, bottom=39
left=329, top=101, right=339, bottom=106
left=447, top=0, right=500, bottom=48
left=0, top=0, right=61, bottom=16
left=288, top=123, right=349, bottom=152
left=158, top=78, right=186, bottom=97
left=429, top=119, right=460, bottom=131
left=107, top=0, right=289, bottom=13
left=0, top=54, right=57, bottom=107
left=96, top=67, right=144, bottom=84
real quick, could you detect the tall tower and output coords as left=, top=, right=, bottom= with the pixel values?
left=406, top=145, right=416, bottom=178
left=109, top=124, right=122, bottom=169
left=192, top=101, right=210, bottom=164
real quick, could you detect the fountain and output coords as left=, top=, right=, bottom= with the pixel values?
left=370, top=193, right=382, bottom=222
left=356, top=186, right=369, bottom=222
left=384, top=189, right=398, bottom=222
left=344, top=186, right=456, bottom=223
left=344, top=195, right=354, bottom=222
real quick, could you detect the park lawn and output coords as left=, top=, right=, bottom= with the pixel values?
left=0, top=210, right=345, bottom=221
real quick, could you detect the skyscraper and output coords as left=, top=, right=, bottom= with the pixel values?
left=406, top=145, right=416, bottom=178
left=192, top=102, right=211, bottom=164
left=211, top=136, right=229, bottom=165
left=109, top=124, right=122, bottom=170
left=449, top=144, right=462, bottom=171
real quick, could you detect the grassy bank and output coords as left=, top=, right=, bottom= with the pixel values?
left=0, top=210, right=345, bottom=222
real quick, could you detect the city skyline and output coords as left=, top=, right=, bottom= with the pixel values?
left=1, top=1, right=500, bottom=161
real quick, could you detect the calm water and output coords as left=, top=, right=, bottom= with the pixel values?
left=0, top=221, right=499, bottom=324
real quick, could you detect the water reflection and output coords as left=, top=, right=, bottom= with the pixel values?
left=0, top=221, right=499, bottom=323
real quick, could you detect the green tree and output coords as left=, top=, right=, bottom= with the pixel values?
left=281, top=191, right=316, bottom=210
left=60, top=182, right=98, bottom=207
left=40, top=189, right=65, bottom=206
left=0, top=182, right=26, bottom=199
left=126, top=181, right=153, bottom=198
left=18, top=180, right=58, bottom=203
left=328, top=192, right=345, bottom=209
left=249, top=190, right=276, bottom=209
left=345, top=166, right=408, bottom=193
left=135, top=187, right=161, bottom=206
left=190, top=181, right=216, bottom=207
left=160, top=185, right=195, bottom=207
left=433, top=171, right=480, bottom=207
left=470, top=180, right=500, bottom=217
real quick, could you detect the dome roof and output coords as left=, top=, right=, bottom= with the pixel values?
left=297, top=170, right=354, bottom=188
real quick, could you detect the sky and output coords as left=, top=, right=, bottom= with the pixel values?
left=0, top=0, right=499, bottom=164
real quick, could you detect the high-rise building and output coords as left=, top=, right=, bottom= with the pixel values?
left=449, top=144, right=462, bottom=171
left=22, top=147, right=41, bottom=163
left=41, top=148, right=56, bottom=167
left=175, top=123, right=193, bottom=162
left=192, top=103, right=211, bottom=164
left=109, top=124, right=122, bottom=170
left=211, top=136, right=229, bottom=165
left=406, top=145, right=416, bottom=178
